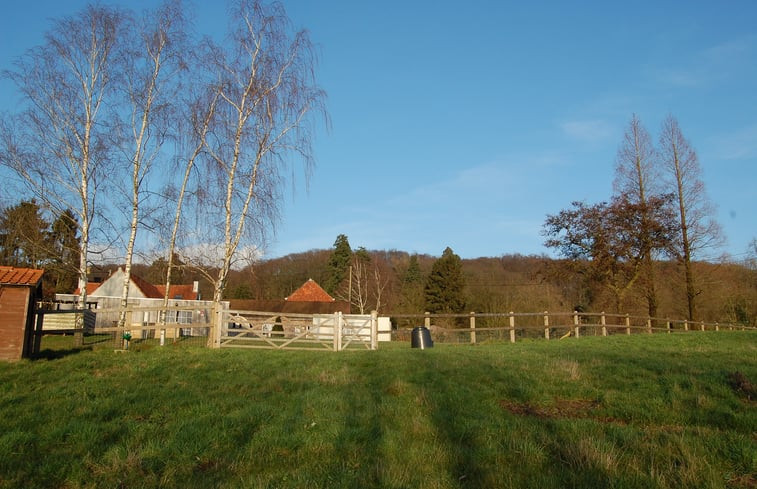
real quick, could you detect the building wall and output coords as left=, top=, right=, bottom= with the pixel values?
left=92, top=270, right=147, bottom=298
left=0, top=285, right=33, bottom=361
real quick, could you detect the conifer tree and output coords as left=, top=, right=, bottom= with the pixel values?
left=613, top=114, right=660, bottom=318
left=325, top=234, right=352, bottom=294
left=424, top=247, right=466, bottom=315
left=659, top=115, right=723, bottom=320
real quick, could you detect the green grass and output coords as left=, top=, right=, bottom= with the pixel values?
left=0, top=332, right=755, bottom=488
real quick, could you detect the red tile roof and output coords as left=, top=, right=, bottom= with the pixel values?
left=73, top=283, right=106, bottom=296
left=129, top=274, right=163, bottom=299
left=0, top=266, right=44, bottom=286
left=155, top=284, right=199, bottom=301
left=285, top=279, right=335, bottom=302
left=229, top=299, right=350, bottom=314
left=75, top=274, right=198, bottom=300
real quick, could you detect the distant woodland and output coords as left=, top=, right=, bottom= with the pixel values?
left=128, top=242, right=755, bottom=327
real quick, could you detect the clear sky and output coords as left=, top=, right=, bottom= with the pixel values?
left=1, top=1, right=755, bottom=261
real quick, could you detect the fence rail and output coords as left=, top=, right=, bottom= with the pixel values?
left=31, top=303, right=754, bottom=354
left=389, top=311, right=754, bottom=344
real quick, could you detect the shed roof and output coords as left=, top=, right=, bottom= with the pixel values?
left=285, top=279, right=335, bottom=302
left=0, top=266, right=44, bottom=286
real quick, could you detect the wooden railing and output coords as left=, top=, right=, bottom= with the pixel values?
left=33, top=304, right=754, bottom=354
left=390, top=311, right=755, bottom=344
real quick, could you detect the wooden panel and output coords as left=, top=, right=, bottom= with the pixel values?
left=0, top=286, right=31, bottom=361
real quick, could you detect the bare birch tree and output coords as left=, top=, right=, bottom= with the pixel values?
left=0, top=5, right=125, bottom=308
left=658, top=115, right=723, bottom=320
left=337, top=248, right=389, bottom=314
left=185, top=0, right=326, bottom=341
left=613, top=114, right=661, bottom=318
left=159, top=87, right=220, bottom=321
left=115, top=1, right=187, bottom=327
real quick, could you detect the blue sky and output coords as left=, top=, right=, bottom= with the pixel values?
left=1, top=1, right=755, bottom=261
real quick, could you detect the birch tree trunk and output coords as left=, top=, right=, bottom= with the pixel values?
left=162, top=90, right=220, bottom=323
left=117, top=1, right=185, bottom=328
left=183, top=0, right=326, bottom=347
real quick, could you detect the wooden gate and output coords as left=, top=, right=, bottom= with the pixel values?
left=219, top=310, right=378, bottom=351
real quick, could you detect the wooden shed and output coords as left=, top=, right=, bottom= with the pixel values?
left=0, top=266, right=44, bottom=361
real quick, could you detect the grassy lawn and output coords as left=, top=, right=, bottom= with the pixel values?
left=0, top=332, right=755, bottom=488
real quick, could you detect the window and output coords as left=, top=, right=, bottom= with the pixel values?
left=177, top=310, right=192, bottom=336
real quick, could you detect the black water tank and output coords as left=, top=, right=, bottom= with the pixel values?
left=411, top=326, right=433, bottom=349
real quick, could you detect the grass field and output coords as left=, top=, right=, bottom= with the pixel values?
left=0, top=332, right=755, bottom=488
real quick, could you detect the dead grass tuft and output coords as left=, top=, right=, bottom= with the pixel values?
left=727, top=371, right=756, bottom=401
left=499, top=398, right=600, bottom=419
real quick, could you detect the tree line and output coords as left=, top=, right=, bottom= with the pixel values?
left=543, top=114, right=723, bottom=322
left=214, top=232, right=753, bottom=328
left=0, top=0, right=326, bottom=327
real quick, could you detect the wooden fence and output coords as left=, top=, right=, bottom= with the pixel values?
left=32, top=303, right=754, bottom=354
left=32, top=304, right=213, bottom=353
left=390, top=311, right=755, bottom=344
left=32, top=305, right=381, bottom=352
left=219, top=310, right=379, bottom=351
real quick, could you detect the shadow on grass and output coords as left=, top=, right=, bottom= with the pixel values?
left=32, top=346, right=93, bottom=360
left=31, top=333, right=113, bottom=360
left=408, top=351, right=487, bottom=487
left=332, top=362, right=386, bottom=487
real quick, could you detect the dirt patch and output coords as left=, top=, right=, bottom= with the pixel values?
left=499, top=398, right=600, bottom=419
left=727, top=371, right=756, bottom=401
left=727, top=473, right=757, bottom=489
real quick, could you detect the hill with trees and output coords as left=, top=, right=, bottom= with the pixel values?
left=215, top=235, right=755, bottom=326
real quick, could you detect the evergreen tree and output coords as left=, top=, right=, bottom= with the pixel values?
left=48, top=209, right=80, bottom=294
left=324, top=234, right=352, bottom=294
left=398, top=254, right=424, bottom=313
left=424, top=247, right=466, bottom=315
left=0, top=199, right=49, bottom=267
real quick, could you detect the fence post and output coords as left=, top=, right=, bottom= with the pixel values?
left=684, top=320, right=689, bottom=331
left=601, top=312, right=607, bottom=337
left=666, top=319, right=671, bottom=334
left=544, top=311, right=550, bottom=340
left=33, top=309, right=45, bottom=355
left=470, top=312, right=476, bottom=345
left=370, top=310, right=378, bottom=350
left=715, top=322, right=719, bottom=332
left=209, top=303, right=224, bottom=349
left=333, top=312, right=340, bottom=352
left=424, top=312, right=431, bottom=329
left=647, top=318, right=652, bottom=334
left=625, top=314, right=631, bottom=335
left=700, top=321, right=705, bottom=332
left=74, top=308, right=84, bottom=347
left=573, top=311, right=580, bottom=338
left=159, top=307, right=166, bottom=347
left=509, top=312, right=515, bottom=343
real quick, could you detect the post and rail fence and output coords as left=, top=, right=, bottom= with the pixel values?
left=32, top=304, right=381, bottom=353
left=389, top=311, right=755, bottom=345
left=31, top=302, right=755, bottom=354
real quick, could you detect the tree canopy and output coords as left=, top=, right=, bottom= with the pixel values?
left=424, top=247, right=466, bottom=315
